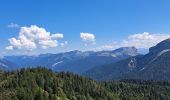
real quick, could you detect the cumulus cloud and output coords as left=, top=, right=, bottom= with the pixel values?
left=97, top=32, right=170, bottom=50
left=8, top=23, right=19, bottom=28
left=80, top=32, right=96, bottom=45
left=39, top=40, right=58, bottom=49
left=6, top=25, right=64, bottom=51
left=80, top=32, right=95, bottom=41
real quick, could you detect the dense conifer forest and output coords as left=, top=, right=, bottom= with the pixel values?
left=1, top=67, right=170, bottom=100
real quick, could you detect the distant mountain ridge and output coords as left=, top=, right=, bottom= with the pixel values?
left=3, top=46, right=138, bottom=73
left=84, top=38, right=170, bottom=80
left=0, top=58, right=16, bottom=71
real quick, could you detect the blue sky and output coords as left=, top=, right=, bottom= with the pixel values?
left=1, top=0, right=170, bottom=55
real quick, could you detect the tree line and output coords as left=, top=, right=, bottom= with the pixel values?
left=1, top=67, right=170, bottom=100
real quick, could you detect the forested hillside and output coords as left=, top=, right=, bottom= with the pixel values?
left=1, top=67, right=170, bottom=100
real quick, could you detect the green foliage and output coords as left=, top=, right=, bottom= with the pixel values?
left=1, top=67, right=170, bottom=100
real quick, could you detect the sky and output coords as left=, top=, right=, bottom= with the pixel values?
left=1, top=0, right=170, bottom=56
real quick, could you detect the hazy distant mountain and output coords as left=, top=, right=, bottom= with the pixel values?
left=0, top=58, right=16, bottom=71
left=138, top=48, right=149, bottom=54
left=4, top=47, right=138, bottom=73
left=83, top=38, right=170, bottom=80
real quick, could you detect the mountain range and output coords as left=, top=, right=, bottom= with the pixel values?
left=1, top=47, right=138, bottom=74
left=2, top=38, right=170, bottom=81
left=84, top=38, right=170, bottom=80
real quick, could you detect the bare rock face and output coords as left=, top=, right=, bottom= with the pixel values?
left=128, top=58, right=137, bottom=70
left=113, top=46, right=138, bottom=56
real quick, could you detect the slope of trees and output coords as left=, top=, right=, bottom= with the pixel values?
left=1, top=67, right=170, bottom=100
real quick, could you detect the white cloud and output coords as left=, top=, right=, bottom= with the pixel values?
left=39, top=40, right=58, bottom=49
left=8, top=23, right=19, bottom=28
left=96, top=32, right=170, bottom=50
left=5, top=46, right=14, bottom=50
left=51, top=33, right=63, bottom=39
left=60, top=41, right=68, bottom=47
left=126, top=32, right=170, bottom=48
left=80, top=32, right=95, bottom=42
left=6, top=25, right=64, bottom=51
left=80, top=32, right=96, bottom=46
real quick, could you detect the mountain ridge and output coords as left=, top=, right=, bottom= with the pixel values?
left=84, top=38, right=170, bottom=80
left=3, top=46, right=138, bottom=73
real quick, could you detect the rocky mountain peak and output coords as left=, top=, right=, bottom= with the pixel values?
left=113, top=46, right=138, bottom=56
